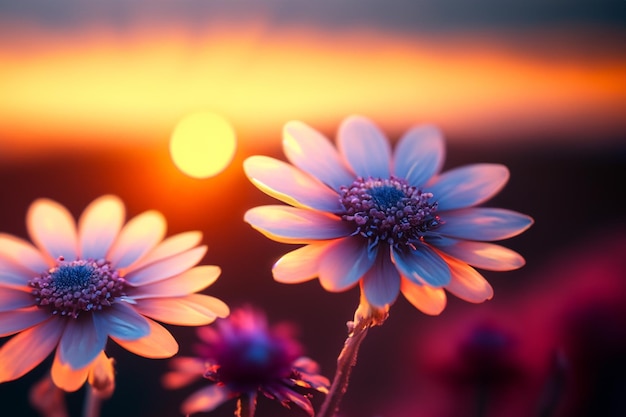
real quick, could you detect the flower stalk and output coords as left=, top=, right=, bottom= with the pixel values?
left=235, top=394, right=257, bottom=417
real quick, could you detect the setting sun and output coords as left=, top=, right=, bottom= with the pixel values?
left=169, top=111, right=237, bottom=178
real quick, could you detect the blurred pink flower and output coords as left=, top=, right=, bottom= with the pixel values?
left=0, top=195, right=229, bottom=391
left=163, top=306, right=329, bottom=416
left=244, top=116, right=533, bottom=314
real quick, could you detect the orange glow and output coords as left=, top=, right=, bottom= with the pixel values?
left=0, top=23, right=625, bottom=160
left=169, top=112, right=237, bottom=178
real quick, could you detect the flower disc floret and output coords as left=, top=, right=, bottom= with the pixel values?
left=29, top=257, right=127, bottom=319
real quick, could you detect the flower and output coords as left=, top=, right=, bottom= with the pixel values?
left=0, top=195, right=229, bottom=391
left=162, top=306, right=329, bottom=416
left=244, top=116, right=533, bottom=314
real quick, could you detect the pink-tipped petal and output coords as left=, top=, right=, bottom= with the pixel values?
left=283, top=120, right=355, bottom=191
left=129, top=265, right=221, bottom=299
left=244, top=156, right=342, bottom=212
left=107, top=210, right=166, bottom=269
left=436, top=240, right=526, bottom=271
left=51, top=349, right=90, bottom=392
left=0, top=260, right=33, bottom=290
left=244, top=206, right=351, bottom=244
left=124, top=246, right=207, bottom=286
left=0, top=318, right=64, bottom=383
left=400, top=278, right=447, bottom=315
left=127, top=231, right=203, bottom=272
left=393, top=124, right=445, bottom=187
left=59, top=314, right=107, bottom=370
left=272, top=243, right=327, bottom=284
left=361, top=248, right=400, bottom=307
left=337, top=115, right=391, bottom=179
left=318, top=237, right=376, bottom=292
left=0, top=233, right=50, bottom=273
left=391, top=244, right=451, bottom=287
left=436, top=251, right=493, bottom=303
left=92, top=302, right=150, bottom=341
left=182, top=384, right=235, bottom=414
left=0, top=287, right=36, bottom=311
left=111, top=317, right=178, bottom=359
left=162, top=357, right=205, bottom=389
left=437, top=208, right=534, bottom=241
left=78, top=195, right=125, bottom=260
left=135, top=294, right=229, bottom=326
left=0, top=307, right=50, bottom=337
left=427, top=164, right=509, bottom=211
left=27, top=199, right=78, bottom=261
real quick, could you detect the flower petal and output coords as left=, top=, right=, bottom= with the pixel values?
left=283, top=120, right=354, bottom=190
left=244, top=156, right=343, bottom=213
left=93, top=302, right=150, bottom=341
left=134, top=294, right=229, bottom=326
left=0, top=317, right=65, bottom=383
left=400, top=278, right=447, bottom=315
left=59, top=314, right=107, bottom=370
left=0, top=258, right=35, bottom=290
left=393, top=124, right=445, bottom=187
left=272, top=242, right=328, bottom=284
left=0, top=287, right=36, bottom=311
left=391, top=244, right=451, bottom=287
left=27, top=199, right=78, bottom=261
left=78, top=195, right=125, bottom=260
left=434, top=239, right=526, bottom=271
left=51, top=348, right=90, bottom=392
left=124, top=246, right=207, bottom=286
left=437, top=208, right=534, bottom=241
left=162, top=357, right=205, bottom=389
left=245, top=206, right=351, bottom=244
left=111, top=317, right=178, bottom=359
left=107, top=210, right=166, bottom=269
left=127, top=231, right=203, bottom=272
left=318, top=237, right=376, bottom=292
left=337, top=115, right=391, bottom=179
left=181, top=384, right=234, bottom=414
left=129, top=265, right=221, bottom=298
left=436, top=251, right=493, bottom=303
left=0, top=233, right=49, bottom=273
left=361, top=247, right=400, bottom=307
left=0, top=307, right=51, bottom=337
left=426, top=164, right=509, bottom=211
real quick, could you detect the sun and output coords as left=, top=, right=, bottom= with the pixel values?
left=169, top=112, right=237, bottom=178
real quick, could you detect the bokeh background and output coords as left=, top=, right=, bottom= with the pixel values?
left=1, top=1, right=625, bottom=417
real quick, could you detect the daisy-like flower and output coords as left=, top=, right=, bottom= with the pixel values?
left=244, top=116, right=533, bottom=315
left=162, top=306, right=329, bottom=416
left=0, top=195, right=229, bottom=391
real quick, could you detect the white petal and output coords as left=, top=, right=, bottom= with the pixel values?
left=0, top=233, right=50, bottom=273
left=124, top=246, right=207, bottom=286
left=51, top=348, right=90, bottom=392
left=244, top=155, right=343, bottom=212
left=0, top=318, right=65, bottom=383
left=434, top=239, right=526, bottom=271
left=0, top=287, right=36, bottom=311
left=337, top=115, right=391, bottom=179
left=361, top=248, right=400, bottom=307
left=59, top=314, right=107, bottom=370
left=0, top=307, right=50, bottom=337
left=436, top=251, right=493, bottom=303
left=272, top=243, right=327, bottom=284
left=135, top=294, right=229, bottom=326
left=111, top=317, right=178, bottom=359
left=107, top=210, right=166, bottom=269
left=400, top=278, right=447, bottom=315
left=182, top=384, right=234, bottom=414
left=393, top=124, right=445, bottom=186
left=127, top=231, right=203, bottom=272
left=78, top=195, right=125, bottom=260
left=245, top=206, right=351, bottom=244
left=426, top=164, right=509, bottom=211
left=129, top=265, right=221, bottom=298
left=93, top=302, right=150, bottom=341
left=318, top=237, right=376, bottom=292
left=391, top=244, right=451, bottom=287
left=438, top=208, right=534, bottom=241
left=283, top=120, right=354, bottom=190
left=27, top=199, right=78, bottom=261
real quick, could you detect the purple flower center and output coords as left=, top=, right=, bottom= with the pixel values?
left=28, top=258, right=127, bottom=319
left=339, top=176, right=441, bottom=248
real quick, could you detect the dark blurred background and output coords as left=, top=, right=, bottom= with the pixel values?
left=1, top=1, right=625, bottom=417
